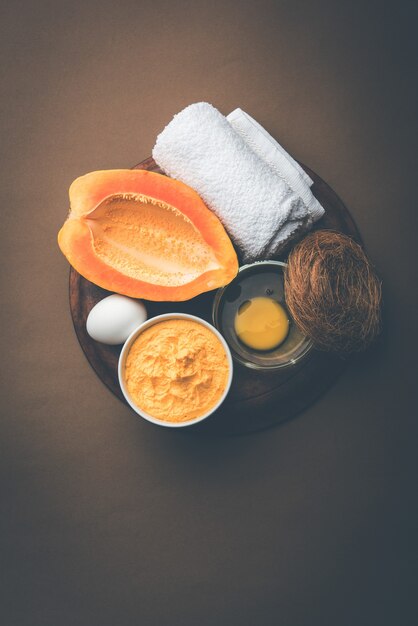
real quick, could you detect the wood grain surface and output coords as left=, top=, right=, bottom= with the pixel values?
left=69, top=157, right=360, bottom=435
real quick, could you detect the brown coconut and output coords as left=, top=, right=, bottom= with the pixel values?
left=284, top=230, right=382, bottom=354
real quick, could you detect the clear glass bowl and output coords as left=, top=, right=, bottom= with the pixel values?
left=212, top=261, right=313, bottom=371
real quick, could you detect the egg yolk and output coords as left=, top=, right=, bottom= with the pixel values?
left=234, top=297, right=289, bottom=351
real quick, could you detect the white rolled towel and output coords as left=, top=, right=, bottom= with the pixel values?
left=152, top=102, right=324, bottom=262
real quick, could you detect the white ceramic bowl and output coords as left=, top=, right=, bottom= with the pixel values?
left=118, top=313, right=233, bottom=428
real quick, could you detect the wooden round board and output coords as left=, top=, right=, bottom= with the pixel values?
left=69, top=157, right=360, bottom=435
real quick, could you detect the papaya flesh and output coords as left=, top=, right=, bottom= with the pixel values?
left=58, top=169, right=238, bottom=301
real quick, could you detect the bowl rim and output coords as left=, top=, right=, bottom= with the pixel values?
left=212, top=260, right=314, bottom=371
left=118, top=312, right=233, bottom=428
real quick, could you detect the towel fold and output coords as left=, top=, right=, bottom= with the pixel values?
left=227, top=108, right=314, bottom=189
left=152, top=102, right=324, bottom=262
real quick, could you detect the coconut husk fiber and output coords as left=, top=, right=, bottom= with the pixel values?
left=284, top=230, right=382, bottom=354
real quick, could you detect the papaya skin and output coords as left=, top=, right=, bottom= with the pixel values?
left=58, top=170, right=238, bottom=301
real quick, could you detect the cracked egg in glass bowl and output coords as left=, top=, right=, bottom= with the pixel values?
left=212, top=261, right=313, bottom=371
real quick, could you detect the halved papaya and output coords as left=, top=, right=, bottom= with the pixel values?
left=58, top=169, right=238, bottom=301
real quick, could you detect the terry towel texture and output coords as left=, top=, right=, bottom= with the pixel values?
left=152, top=102, right=325, bottom=262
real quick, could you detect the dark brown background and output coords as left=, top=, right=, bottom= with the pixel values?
left=1, top=1, right=417, bottom=625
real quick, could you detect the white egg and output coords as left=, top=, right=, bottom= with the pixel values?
left=86, top=294, right=147, bottom=345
